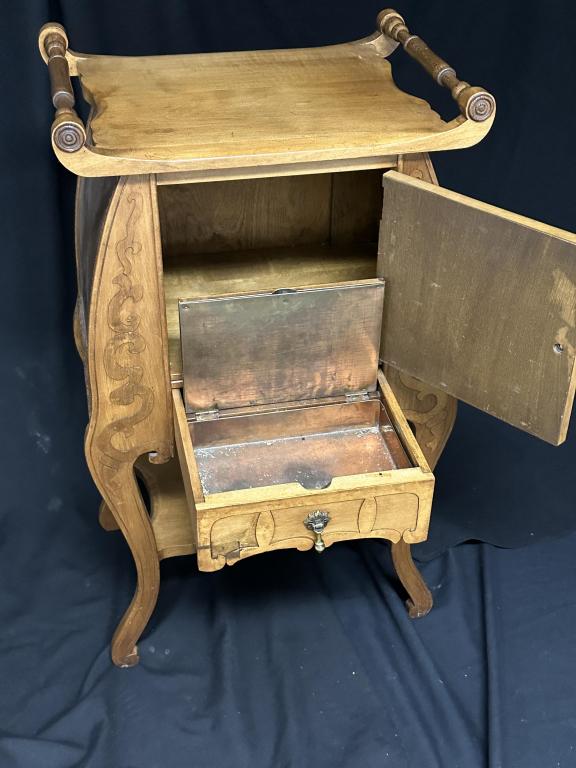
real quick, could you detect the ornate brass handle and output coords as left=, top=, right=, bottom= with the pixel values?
left=304, top=510, right=331, bottom=553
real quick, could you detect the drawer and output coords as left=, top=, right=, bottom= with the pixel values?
left=197, top=489, right=427, bottom=570
left=173, top=373, right=434, bottom=572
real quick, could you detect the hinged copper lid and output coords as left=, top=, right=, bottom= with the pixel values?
left=179, top=279, right=385, bottom=414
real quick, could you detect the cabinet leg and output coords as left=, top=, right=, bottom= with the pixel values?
left=390, top=539, right=433, bottom=618
left=92, top=462, right=160, bottom=667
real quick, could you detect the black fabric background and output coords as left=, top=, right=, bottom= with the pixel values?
left=1, top=1, right=576, bottom=766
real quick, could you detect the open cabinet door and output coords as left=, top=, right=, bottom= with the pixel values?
left=378, top=171, right=576, bottom=445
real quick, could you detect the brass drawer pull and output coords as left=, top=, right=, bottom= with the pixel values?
left=304, top=510, right=331, bottom=553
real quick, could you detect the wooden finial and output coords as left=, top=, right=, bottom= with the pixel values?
left=377, top=9, right=495, bottom=122
left=39, top=23, right=86, bottom=152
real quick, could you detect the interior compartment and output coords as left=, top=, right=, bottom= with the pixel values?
left=157, top=170, right=384, bottom=379
left=189, top=398, right=412, bottom=495
left=159, top=169, right=416, bottom=501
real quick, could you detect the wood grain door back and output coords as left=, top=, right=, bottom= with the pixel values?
left=378, top=171, right=576, bottom=445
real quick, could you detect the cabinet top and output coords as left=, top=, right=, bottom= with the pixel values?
left=39, top=11, right=495, bottom=179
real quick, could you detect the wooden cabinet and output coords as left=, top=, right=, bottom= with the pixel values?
left=39, top=10, right=574, bottom=667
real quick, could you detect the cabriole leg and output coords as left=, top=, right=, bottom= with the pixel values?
left=391, top=538, right=433, bottom=618
left=102, top=463, right=160, bottom=667
left=88, top=459, right=160, bottom=666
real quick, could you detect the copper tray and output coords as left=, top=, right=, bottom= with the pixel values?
left=190, top=398, right=411, bottom=495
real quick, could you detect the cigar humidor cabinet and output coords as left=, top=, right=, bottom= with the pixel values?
left=39, top=10, right=576, bottom=666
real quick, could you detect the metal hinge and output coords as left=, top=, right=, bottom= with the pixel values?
left=345, top=390, right=370, bottom=403
left=194, top=408, right=220, bottom=422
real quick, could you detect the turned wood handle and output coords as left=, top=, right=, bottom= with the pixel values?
left=39, top=23, right=86, bottom=152
left=377, top=9, right=495, bottom=122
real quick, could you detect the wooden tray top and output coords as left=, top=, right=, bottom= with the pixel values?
left=39, top=11, right=496, bottom=178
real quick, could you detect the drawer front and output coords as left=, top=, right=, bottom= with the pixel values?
left=196, top=488, right=430, bottom=571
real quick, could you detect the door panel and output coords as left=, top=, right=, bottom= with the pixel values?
left=378, top=171, right=576, bottom=445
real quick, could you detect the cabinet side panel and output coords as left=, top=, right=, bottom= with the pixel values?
left=75, top=176, right=118, bottom=329
left=85, top=174, right=173, bottom=478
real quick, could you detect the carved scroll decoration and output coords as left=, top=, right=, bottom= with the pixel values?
left=391, top=368, right=457, bottom=467
left=95, top=192, right=155, bottom=482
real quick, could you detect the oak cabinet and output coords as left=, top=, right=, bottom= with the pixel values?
left=39, top=10, right=575, bottom=666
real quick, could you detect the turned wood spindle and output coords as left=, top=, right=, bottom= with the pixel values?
left=40, top=23, right=86, bottom=152
left=377, top=9, right=495, bottom=122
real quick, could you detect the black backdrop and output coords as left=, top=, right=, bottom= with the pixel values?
left=1, top=1, right=576, bottom=766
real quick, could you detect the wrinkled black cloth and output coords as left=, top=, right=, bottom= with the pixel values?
left=1, top=530, right=576, bottom=767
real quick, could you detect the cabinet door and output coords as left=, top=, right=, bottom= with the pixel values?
left=378, top=171, right=576, bottom=445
